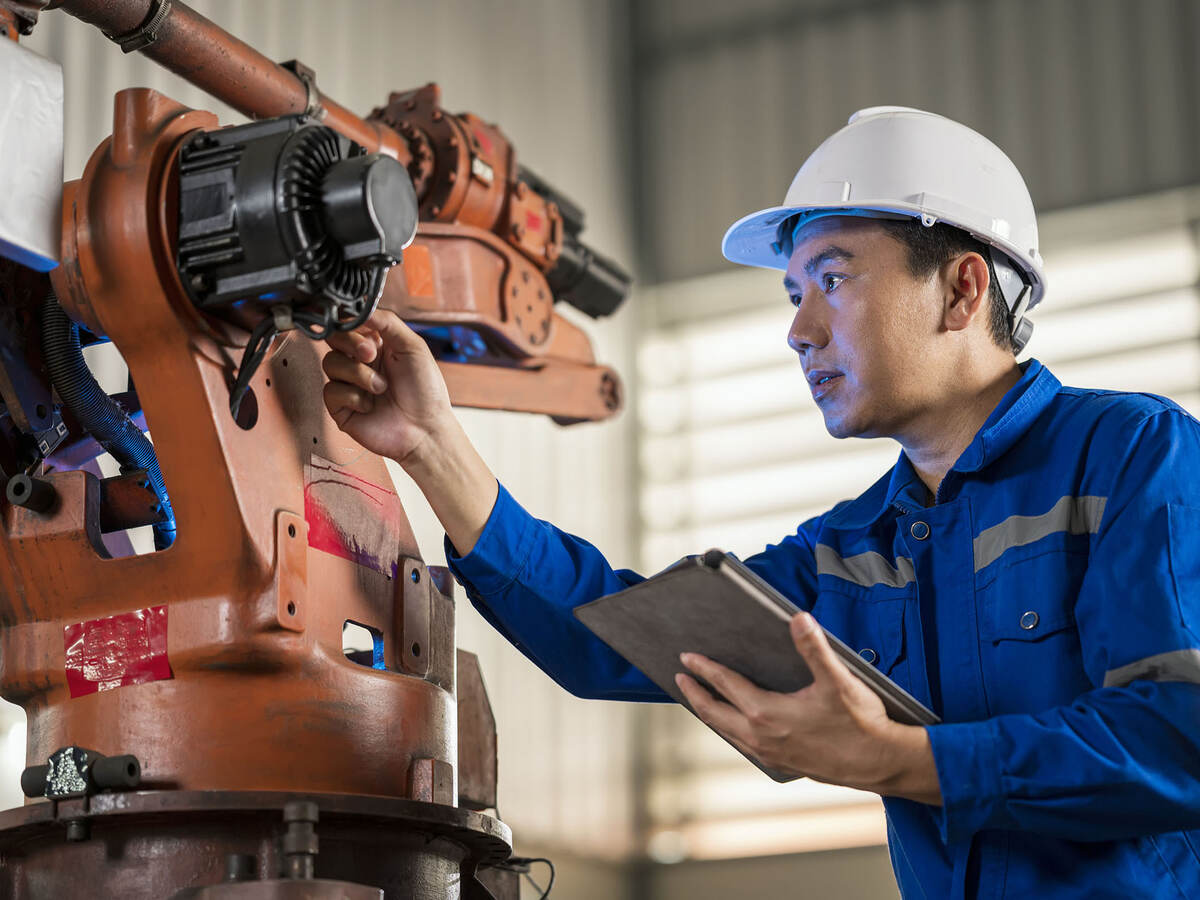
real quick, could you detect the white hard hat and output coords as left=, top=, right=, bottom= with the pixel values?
left=721, top=106, right=1044, bottom=350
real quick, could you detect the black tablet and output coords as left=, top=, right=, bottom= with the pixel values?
left=574, top=549, right=939, bottom=782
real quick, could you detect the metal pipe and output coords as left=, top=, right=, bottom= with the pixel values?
left=46, top=0, right=409, bottom=161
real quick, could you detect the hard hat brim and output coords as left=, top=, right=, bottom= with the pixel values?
left=721, top=201, right=1045, bottom=308
left=721, top=203, right=922, bottom=272
left=721, top=205, right=806, bottom=272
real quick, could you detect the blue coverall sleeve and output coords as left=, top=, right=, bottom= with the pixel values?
left=446, top=481, right=823, bottom=701
left=445, top=482, right=667, bottom=700
left=928, top=408, right=1200, bottom=844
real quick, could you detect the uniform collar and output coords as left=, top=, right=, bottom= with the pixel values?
left=950, top=358, right=1059, bottom=473
left=825, top=359, right=1059, bottom=529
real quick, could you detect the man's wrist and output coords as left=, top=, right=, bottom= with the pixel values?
left=396, top=414, right=464, bottom=480
left=873, top=722, right=943, bottom=806
left=396, top=414, right=498, bottom=558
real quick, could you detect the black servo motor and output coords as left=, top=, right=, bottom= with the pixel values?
left=175, top=115, right=419, bottom=418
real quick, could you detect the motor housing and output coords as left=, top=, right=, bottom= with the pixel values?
left=176, top=115, right=418, bottom=329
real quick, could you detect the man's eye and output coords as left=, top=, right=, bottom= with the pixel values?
left=822, top=273, right=845, bottom=293
left=789, top=294, right=802, bottom=309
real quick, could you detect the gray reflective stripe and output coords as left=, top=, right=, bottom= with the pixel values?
left=973, top=495, right=1107, bottom=572
left=816, top=543, right=914, bottom=589
left=1103, top=649, right=1200, bottom=688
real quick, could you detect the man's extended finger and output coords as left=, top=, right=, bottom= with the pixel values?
left=674, top=672, right=753, bottom=743
left=680, top=652, right=772, bottom=715
left=789, top=612, right=852, bottom=685
left=322, top=349, right=387, bottom=394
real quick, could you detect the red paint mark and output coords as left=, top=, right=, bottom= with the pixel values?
left=304, top=456, right=403, bottom=578
left=64, top=606, right=172, bottom=698
left=473, top=127, right=494, bottom=155
left=525, top=211, right=543, bottom=232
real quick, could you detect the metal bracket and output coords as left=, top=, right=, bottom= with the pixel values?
left=274, top=510, right=308, bottom=632
left=280, top=58, right=324, bottom=120
left=397, top=558, right=431, bottom=676
left=102, top=0, right=172, bottom=54
left=34, top=412, right=68, bottom=457
left=20, top=746, right=141, bottom=801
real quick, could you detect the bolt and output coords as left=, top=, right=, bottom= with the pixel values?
left=447, top=171, right=457, bottom=183
left=225, top=854, right=257, bottom=882
left=281, top=801, right=319, bottom=880
left=430, top=205, right=441, bottom=217
left=448, top=136, right=459, bottom=149
left=65, top=819, right=89, bottom=843
left=431, top=110, right=443, bottom=122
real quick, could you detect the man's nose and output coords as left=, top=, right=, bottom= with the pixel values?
left=786, top=306, right=828, bottom=353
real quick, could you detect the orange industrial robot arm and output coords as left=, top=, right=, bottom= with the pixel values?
left=14, top=0, right=630, bottom=426
left=0, top=4, right=627, bottom=897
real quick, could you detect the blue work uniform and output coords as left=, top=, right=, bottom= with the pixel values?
left=446, top=359, right=1200, bottom=898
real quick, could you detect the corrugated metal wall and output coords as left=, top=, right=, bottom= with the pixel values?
left=14, top=0, right=641, bottom=861
left=633, top=0, right=1200, bottom=282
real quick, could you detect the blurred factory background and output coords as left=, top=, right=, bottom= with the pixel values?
left=2, top=1, right=1198, bottom=898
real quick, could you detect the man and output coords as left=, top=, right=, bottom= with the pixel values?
left=322, top=107, right=1200, bottom=897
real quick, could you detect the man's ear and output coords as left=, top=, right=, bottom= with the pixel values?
left=942, top=252, right=991, bottom=333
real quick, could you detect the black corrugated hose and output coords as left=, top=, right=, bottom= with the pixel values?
left=40, top=292, right=176, bottom=550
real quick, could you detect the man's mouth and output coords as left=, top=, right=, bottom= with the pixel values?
left=806, top=370, right=843, bottom=398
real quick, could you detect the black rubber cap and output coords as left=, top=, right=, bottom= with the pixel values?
left=6, top=474, right=57, bottom=513
left=20, top=763, right=49, bottom=798
left=90, top=754, right=141, bottom=790
left=321, top=153, right=418, bottom=264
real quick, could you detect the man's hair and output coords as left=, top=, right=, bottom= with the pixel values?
left=874, top=219, right=1017, bottom=354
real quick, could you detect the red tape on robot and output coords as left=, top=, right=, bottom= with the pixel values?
left=64, top=605, right=172, bottom=698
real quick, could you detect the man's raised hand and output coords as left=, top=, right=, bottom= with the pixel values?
left=322, top=309, right=454, bottom=466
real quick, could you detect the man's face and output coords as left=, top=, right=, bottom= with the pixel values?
left=784, top=217, right=942, bottom=441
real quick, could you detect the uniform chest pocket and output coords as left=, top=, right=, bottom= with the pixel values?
left=977, top=548, right=1091, bottom=713
left=978, top=548, right=1084, bottom=643
left=811, top=588, right=908, bottom=681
